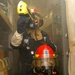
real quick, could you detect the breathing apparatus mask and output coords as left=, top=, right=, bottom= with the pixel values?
left=34, top=58, right=55, bottom=75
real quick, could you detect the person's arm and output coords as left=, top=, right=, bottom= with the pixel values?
left=10, top=16, right=28, bottom=48
left=10, top=31, right=23, bottom=48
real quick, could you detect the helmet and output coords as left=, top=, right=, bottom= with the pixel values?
left=35, top=44, right=55, bottom=58
left=17, top=1, right=33, bottom=20
left=17, top=1, right=28, bottom=14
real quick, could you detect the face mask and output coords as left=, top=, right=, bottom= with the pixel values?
left=35, top=66, right=53, bottom=75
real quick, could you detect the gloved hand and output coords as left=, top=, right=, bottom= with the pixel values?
left=27, top=20, right=38, bottom=29
left=17, top=16, right=30, bottom=34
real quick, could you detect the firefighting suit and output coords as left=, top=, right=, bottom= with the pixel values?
left=10, top=15, right=56, bottom=75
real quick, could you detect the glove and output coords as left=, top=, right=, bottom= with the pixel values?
left=26, top=19, right=38, bottom=29
left=17, top=16, right=30, bottom=34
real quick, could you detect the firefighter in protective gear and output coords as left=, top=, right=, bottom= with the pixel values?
left=10, top=1, right=56, bottom=75
left=16, top=1, right=37, bottom=34
left=28, top=44, right=57, bottom=75
left=33, top=44, right=57, bottom=75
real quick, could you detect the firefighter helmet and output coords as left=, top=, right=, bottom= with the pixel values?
left=35, top=44, right=55, bottom=58
left=17, top=1, right=33, bottom=20
left=17, top=1, right=28, bottom=14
